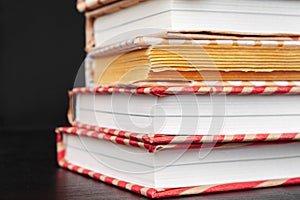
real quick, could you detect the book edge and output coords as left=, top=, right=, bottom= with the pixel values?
left=56, top=129, right=300, bottom=198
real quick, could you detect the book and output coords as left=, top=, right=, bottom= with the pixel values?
left=70, top=82, right=300, bottom=135
left=85, top=35, right=300, bottom=85
left=85, top=0, right=300, bottom=50
left=56, top=126, right=300, bottom=198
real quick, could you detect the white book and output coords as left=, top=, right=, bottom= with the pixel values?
left=63, top=132, right=300, bottom=188
left=74, top=91, right=300, bottom=135
left=92, top=0, right=300, bottom=47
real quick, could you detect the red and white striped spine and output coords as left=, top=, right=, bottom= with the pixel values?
left=74, top=122, right=300, bottom=144
left=56, top=126, right=300, bottom=152
left=72, top=84, right=300, bottom=96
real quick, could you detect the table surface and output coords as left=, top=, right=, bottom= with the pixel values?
left=1, top=130, right=300, bottom=200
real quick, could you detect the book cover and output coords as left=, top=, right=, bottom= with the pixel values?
left=73, top=122, right=300, bottom=145
left=84, top=0, right=300, bottom=50
left=56, top=126, right=300, bottom=198
left=70, top=84, right=300, bottom=135
left=74, top=81, right=300, bottom=97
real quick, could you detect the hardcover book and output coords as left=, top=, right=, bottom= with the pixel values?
left=85, top=35, right=300, bottom=85
left=71, top=83, right=300, bottom=135
left=56, top=126, right=300, bottom=198
left=84, top=0, right=300, bottom=50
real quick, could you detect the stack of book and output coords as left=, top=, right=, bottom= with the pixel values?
left=56, top=0, right=300, bottom=198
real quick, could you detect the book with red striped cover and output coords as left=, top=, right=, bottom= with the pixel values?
left=70, top=83, right=300, bottom=136
left=56, top=126, right=300, bottom=198
left=84, top=0, right=300, bottom=51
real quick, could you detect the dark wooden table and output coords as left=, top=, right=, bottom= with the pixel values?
left=1, top=130, right=300, bottom=200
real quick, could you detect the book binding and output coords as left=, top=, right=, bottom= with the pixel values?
left=72, top=82, right=300, bottom=96
left=73, top=122, right=300, bottom=144
left=56, top=127, right=300, bottom=198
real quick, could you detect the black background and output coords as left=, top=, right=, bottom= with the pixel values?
left=1, top=0, right=85, bottom=132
